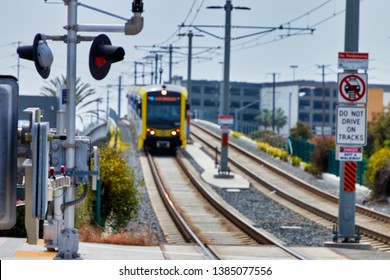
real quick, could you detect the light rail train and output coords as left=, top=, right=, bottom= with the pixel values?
left=127, top=84, right=188, bottom=151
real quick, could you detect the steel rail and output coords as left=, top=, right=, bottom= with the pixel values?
left=191, top=121, right=390, bottom=247
left=176, top=153, right=308, bottom=260
left=145, top=148, right=218, bottom=260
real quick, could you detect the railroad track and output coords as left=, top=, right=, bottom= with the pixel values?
left=142, top=148, right=308, bottom=260
left=190, top=121, right=390, bottom=252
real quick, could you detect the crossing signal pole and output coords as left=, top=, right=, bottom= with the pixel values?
left=18, top=0, right=145, bottom=259
left=58, top=0, right=144, bottom=259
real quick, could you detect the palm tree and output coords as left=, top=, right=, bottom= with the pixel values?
left=40, top=75, right=103, bottom=128
left=254, top=108, right=272, bottom=130
left=254, top=108, right=287, bottom=134
left=275, top=108, right=287, bottom=134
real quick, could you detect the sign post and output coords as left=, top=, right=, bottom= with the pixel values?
left=215, top=115, right=234, bottom=178
left=333, top=0, right=366, bottom=244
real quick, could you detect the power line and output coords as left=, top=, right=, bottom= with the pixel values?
left=153, top=0, right=206, bottom=47
left=230, top=1, right=349, bottom=53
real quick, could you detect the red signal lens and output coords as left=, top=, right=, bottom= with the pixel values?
left=49, top=167, right=55, bottom=177
left=60, top=165, right=66, bottom=174
left=95, top=56, right=107, bottom=67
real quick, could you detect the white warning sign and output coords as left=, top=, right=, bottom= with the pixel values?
left=336, top=106, right=367, bottom=146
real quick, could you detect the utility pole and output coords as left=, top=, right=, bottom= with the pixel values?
left=199, top=1, right=311, bottom=176
left=219, top=0, right=233, bottom=176
left=178, top=30, right=204, bottom=142
left=272, top=73, right=276, bottom=132
left=186, top=31, right=194, bottom=101
left=154, top=53, right=158, bottom=84
left=134, top=61, right=143, bottom=85
left=186, top=31, right=193, bottom=142
left=169, top=44, right=173, bottom=83
left=320, top=64, right=325, bottom=136
left=118, top=75, right=122, bottom=119
left=208, top=0, right=249, bottom=177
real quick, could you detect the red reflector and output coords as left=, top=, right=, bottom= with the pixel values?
left=95, top=56, right=106, bottom=67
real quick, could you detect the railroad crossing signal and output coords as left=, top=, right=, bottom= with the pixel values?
left=89, top=34, right=125, bottom=80
left=16, top=33, right=54, bottom=79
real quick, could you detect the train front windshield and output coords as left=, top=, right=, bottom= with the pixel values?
left=147, top=92, right=181, bottom=128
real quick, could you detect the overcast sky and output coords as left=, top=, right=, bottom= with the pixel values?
left=1, top=1, right=389, bottom=117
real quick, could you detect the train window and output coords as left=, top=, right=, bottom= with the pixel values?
left=146, top=92, right=181, bottom=126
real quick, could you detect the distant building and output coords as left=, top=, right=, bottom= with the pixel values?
left=172, top=76, right=390, bottom=136
left=19, top=95, right=58, bottom=128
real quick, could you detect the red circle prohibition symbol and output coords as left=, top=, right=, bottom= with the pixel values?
left=339, top=74, right=366, bottom=102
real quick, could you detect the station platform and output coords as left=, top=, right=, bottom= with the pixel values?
left=3, top=237, right=390, bottom=260
left=185, top=141, right=250, bottom=190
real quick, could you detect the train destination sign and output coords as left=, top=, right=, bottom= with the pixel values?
left=336, top=105, right=367, bottom=146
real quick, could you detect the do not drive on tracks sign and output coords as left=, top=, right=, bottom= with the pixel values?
left=336, top=105, right=367, bottom=146
left=338, top=73, right=367, bottom=104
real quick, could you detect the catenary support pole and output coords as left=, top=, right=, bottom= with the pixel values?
left=336, top=0, right=360, bottom=242
left=217, top=0, right=233, bottom=177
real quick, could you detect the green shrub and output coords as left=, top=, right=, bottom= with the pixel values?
left=291, top=156, right=302, bottom=167
left=289, top=121, right=314, bottom=141
left=231, top=131, right=244, bottom=138
left=91, top=147, right=142, bottom=231
left=304, top=163, right=321, bottom=177
left=310, top=137, right=335, bottom=174
left=366, top=148, right=390, bottom=198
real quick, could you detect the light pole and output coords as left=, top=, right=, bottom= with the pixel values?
left=317, top=64, right=329, bottom=136
left=290, top=65, right=298, bottom=81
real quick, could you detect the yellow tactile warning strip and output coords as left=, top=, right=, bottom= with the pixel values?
left=14, top=251, right=57, bottom=259
left=14, top=240, right=57, bottom=259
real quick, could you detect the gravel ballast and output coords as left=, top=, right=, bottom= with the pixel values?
left=122, top=120, right=390, bottom=246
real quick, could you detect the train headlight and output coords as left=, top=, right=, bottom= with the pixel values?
left=147, top=128, right=156, bottom=135
left=171, top=129, right=180, bottom=136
